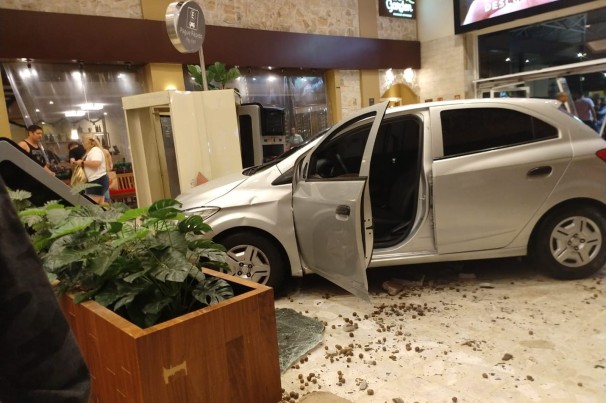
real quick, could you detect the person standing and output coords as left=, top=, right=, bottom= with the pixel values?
left=0, top=176, right=91, bottom=402
left=74, top=134, right=108, bottom=204
left=555, top=92, right=569, bottom=112
left=574, top=92, right=597, bottom=130
left=18, top=125, right=55, bottom=176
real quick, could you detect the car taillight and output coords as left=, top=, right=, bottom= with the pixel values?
left=597, top=149, right=606, bottom=162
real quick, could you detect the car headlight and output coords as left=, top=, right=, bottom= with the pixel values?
left=182, top=206, right=220, bottom=220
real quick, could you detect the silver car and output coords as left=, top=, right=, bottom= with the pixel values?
left=178, top=99, right=606, bottom=299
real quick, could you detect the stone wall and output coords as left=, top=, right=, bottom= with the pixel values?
left=200, top=0, right=359, bottom=37
left=418, top=35, right=468, bottom=102
left=339, top=70, right=362, bottom=120
left=377, top=15, right=416, bottom=41
left=2, top=0, right=416, bottom=40
left=1, top=0, right=142, bottom=18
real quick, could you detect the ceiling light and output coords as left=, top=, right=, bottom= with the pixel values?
left=385, top=68, right=395, bottom=86
left=78, top=103, right=104, bottom=111
left=49, top=101, right=54, bottom=105
left=505, top=57, right=511, bottom=62
left=65, top=110, right=86, bottom=117
left=403, top=68, right=415, bottom=83
left=35, top=108, right=40, bottom=112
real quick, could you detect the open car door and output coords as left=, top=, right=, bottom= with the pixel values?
left=292, top=102, right=388, bottom=300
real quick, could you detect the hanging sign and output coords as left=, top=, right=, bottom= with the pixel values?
left=378, top=0, right=416, bottom=19
left=165, top=0, right=206, bottom=53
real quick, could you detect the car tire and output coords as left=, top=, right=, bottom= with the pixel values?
left=218, top=232, right=287, bottom=290
left=534, top=205, right=606, bottom=279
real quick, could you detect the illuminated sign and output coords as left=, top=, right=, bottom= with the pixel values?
left=378, top=0, right=416, bottom=19
left=454, top=0, right=595, bottom=34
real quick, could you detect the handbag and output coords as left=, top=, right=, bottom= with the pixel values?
left=70, top=164, right=87, bottom=186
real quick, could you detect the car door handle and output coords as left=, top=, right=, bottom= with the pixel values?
left=336, top=205, right=351, bottom=216
left=527, top=166, right=552, bottom=177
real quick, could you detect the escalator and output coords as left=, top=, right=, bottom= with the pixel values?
left=0, top=137, right=93, bottom=207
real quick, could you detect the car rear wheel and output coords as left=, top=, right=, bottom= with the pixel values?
left=218, top=232, right=287, bottom=289
left=534, top=205, right=606, bottom=279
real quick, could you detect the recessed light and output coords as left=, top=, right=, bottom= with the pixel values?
left=78, top=103, right=104, bottom=111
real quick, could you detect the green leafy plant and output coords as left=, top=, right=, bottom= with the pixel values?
left=188, top=62, right=240, bottom=90
left=13, top=191, right=234, bottom=329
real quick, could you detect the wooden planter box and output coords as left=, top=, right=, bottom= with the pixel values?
left=59, top=269, right=281, bottom=403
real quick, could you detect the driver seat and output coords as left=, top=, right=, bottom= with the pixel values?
left=372, top=168, right=418, bottom=242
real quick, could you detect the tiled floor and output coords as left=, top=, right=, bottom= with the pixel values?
left=276, top=259, right=606, bottom=403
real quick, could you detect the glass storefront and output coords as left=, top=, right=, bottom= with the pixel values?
left=184, top=67, right=329, bottom=146
left=478, top=8, right=606, bottom=79
left=476, top=7, right=606, bottom=96
left=2, top=62, right=145, bottom=163
left=475, top=6, right=606, bottom=134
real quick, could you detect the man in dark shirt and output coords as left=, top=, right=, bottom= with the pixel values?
left=18, top=125, right=55, bottom=175
left=0, top=177, right=91, bottom=402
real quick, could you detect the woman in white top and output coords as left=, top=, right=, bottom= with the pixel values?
left=74, top=134, right=108, bottom=204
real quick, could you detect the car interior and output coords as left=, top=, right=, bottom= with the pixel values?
left=370, top=117, right=422, bottom=247
left=306, top=115, right=422, bottom=248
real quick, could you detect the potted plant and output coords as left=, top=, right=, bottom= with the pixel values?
left=187, top=62, right=240, bottom=90
left=12, top=191, right=281, bottom=403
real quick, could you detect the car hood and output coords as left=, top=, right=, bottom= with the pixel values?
left=176, top=172, right=248, bottom=208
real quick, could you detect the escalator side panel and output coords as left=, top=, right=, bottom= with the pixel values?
left=0, top=137, right=93, bottom=207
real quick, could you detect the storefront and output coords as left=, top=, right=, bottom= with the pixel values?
left=454, top=0, right=606, bottom=104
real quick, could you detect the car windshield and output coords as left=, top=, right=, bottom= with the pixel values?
left=242, top=128, right=329, bottom=176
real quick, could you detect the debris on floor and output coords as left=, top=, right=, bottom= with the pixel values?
left=276, top=260, right=606, bottom=402
left=276, top=308, right=325, bottom=374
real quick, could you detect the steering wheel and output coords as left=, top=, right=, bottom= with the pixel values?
left=335, top=153, right=349, bottom=174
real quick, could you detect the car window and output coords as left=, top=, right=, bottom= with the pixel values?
left=440, top=107, right=558, bottom=157
left=308, top=117, right=373, bottom=179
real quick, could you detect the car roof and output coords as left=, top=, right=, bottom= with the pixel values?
left=385, top=97, right=560, bottom=115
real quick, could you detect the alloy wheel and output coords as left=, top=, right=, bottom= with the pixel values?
left=549, top=216, right=602, bottom=267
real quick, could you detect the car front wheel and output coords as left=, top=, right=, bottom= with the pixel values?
left=534, top=205, right=606, bottom=279
left=218, top=232, right=287, bottom=290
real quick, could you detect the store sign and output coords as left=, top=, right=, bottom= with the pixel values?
left=165, top=0, right=206, bottom=53
left=378, top=0, right=416, bottom=19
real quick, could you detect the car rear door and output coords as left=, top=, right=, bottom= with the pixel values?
left=431, top=103, right=572, bottom=253
left=292, top=102, right=388, bottom=300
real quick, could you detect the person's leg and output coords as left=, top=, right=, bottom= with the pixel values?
left=86, top=176, right=108, bottom=205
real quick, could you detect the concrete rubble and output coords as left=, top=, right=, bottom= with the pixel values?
left=276, top=259, right=606, bottom=403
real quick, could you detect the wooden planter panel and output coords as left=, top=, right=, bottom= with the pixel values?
left=60, top=270, right=281, bottom=403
